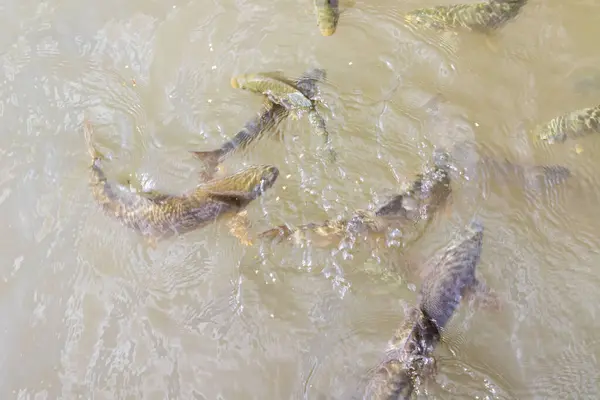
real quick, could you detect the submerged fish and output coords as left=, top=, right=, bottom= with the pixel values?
left=259, top=153, right=452, bottom=248
left=361, top=221, right=492, bottom=399
left=192, top=69, right=327, bottom=178
left=534, top=105, right=600, bottom=144
left=478, top=156, right=572, bottom=191
left=84, top=120, right=279, bottom=246
left=362, top=310, right=435, bottom=400
left=419, top=220, right=494, bottom=330
left=405, top=0, right=528, bottom=32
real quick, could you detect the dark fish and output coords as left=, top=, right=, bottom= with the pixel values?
left=259, top=153, right=452, bottom=247
left=405, top=0, right=528, bottom=32
left=534, top=104, right=600, bottom=144
left=362, top=308, right=440, bottom=400
left=419, top=220, right=490, bottom=330
left=361, top=221, right=491, bottom=399
left=84, top=120, right=279, bottom=246
left=479, top=156, right=572, bottom=190
left=363, top=359, right=414, bottom=400
left=191, top=69, right=327, bottom=178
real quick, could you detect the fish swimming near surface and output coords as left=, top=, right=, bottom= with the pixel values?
left=362, top=308, right=441, bottom=400
left=313, top=0, right=356, bottom=36
left=83, top=120, right=279, bottom=246
left=477, top=155, right=572, bottom=193
left=361, top=220, right=491, bottom=399
left=259, top=151, right=452, bottom=248
left=418, top=219, right=496, bottom=330
left=533, top=104, right=600, bottom=144
left=230, top=72, right=314, bottom=118
left=314, top=0, right=341, bottom=36
left=404, top=0, right=528, bottom=32
left=230, top=69, right=333, bottom=152
left=192, top=69, right=328, bottom=178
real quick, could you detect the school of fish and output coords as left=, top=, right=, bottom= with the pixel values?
left=80, top=0, right=595, bottom=398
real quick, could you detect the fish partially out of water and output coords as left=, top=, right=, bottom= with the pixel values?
left=84, top=120, right=279, bottom=246
left=231, top=72, right=314, bottom=118
left=259, top=152, right=452, bottom=248
left=534, top=105, right=600, bottom=144
left=231, top=69, right=334, bottom=154
left=313, top=0, right=355, bottom=36
left=192, top=69, right=328, bottom=178
left=404, top=0, right=528, bottom=32
left=314, top=0, right=340, bottom=36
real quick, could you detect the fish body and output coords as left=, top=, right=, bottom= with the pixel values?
left=259, top=156, right=451, bottom=247
left=84, top=121, right=278, bottom=241
left=405, top=0, right=527, bottom=32
left=314, top=0, right=340, bottom=36
left=363, top=308, right=441, bottom=400
left=231, top=73, right=313, bottom=113
left=362, top=221, right=487, bottom=399
left=534, top=105, right=600, bottom=144
left=193, top=69, right=327, bottom=177
left=478, top=156, right=572, bottom=191
left=419, top=220, right=485, bottom=330
left=363, top=359, right=414, bottom=400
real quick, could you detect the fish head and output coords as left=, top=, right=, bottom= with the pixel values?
left=210, top=165, right=279, bottom=202
left=450, top=219, right=484, bottom=259
left=534, top=125, right=567, bottom=144
left=240, top=165, right=280, bottom=197
left=316, top=1, right=340, bottom=36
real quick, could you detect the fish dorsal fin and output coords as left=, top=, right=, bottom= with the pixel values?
left=206, top=190, right=254, bottom=207
left=256, top=71, right=287, bottom=81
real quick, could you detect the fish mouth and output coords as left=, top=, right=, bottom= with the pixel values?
left=319, top=27, right=336, bottom=36
left=467, top=219, right=484, bottom=233
left=255, top=166, right=279, bottom=193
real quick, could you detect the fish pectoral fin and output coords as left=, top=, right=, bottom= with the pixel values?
left=464, top=279, right=503, bottom=312
left=206, top=191, right=254, bottom=207
left=258, top=224, right=294, bottom=242
left=141, top=191, right=171, bottom=203
left=256, top=71, right=287, bottom=80
left=144, top=235, right=158, bottom=249
left=227, top=210, right=254, bottom=246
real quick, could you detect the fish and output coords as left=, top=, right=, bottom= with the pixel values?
left=404, top=0, right=528, bottom=32
left=192, top=69, right=328, bottom=178
left=533, top=105, right=600, bottom=144
left=362, top=307, right=441, bottom=400
left=230, top=72, right=314, bottom=117
left=360, top=221, right=491, bottom=399
left=313, top=0, right=356, bottom=36
left=418, top=220, right=496, bottom=330
left=478, top=155, right=572, bottom=191
left=259, top=152, right=452, bottom=248
left=263, top=68, right=334, bottom=158
left=362, top=358, right=414, bottom=400
left=314, top=0, right=341, bottom=36
left=83, top=120, right=279, bottom=246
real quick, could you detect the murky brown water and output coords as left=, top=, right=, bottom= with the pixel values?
left=2, top=0, right=600, bottom=398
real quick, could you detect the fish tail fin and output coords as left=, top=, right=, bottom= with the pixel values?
left=258, top=225, right=294, bottom=242
left=82, top=119, right=104, bottom=163
left=190, top=149, right=225, bottom=178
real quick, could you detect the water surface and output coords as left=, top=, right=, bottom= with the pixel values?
left=2, top=0, right=600, bottom=398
